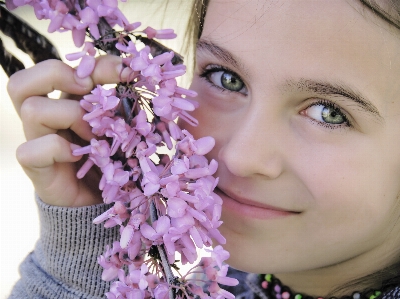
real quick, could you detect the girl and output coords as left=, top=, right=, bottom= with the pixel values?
left=7, top=0, right=400, bottom=298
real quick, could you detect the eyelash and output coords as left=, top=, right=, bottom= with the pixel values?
left=198, top=64, right=352, bottom=130
left=199, top=65, right=247, bottom=95
left=303, top=99, right=352, bottom=129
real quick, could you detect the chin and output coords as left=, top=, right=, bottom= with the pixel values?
left=219, top=228, right=265, bottom=273
left=219, top=227, right=294, bottom=274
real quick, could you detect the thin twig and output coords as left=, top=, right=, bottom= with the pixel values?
left=149, top=201, right=177, bottom=299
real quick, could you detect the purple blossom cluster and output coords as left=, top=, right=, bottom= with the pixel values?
left=6, top=0, right=239, bottom=298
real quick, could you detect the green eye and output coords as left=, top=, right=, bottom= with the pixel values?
left=305, top=103, right=348, bottom=126
left=219, top=71, right=244, bottom=92
left=204, top=68, right=247, bottom=94
left=321, top=106, right=345, bottom=124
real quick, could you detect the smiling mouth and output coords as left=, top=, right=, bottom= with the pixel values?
left=216, top=186, right=300, bottom=219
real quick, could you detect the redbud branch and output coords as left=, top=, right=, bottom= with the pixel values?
left=95, top=18, right=120, bottom=55
left=94, top=14, right=178, bottom=295
left=150, top=201, right=177, bottom=299
left=116, top=84, right=135, bottom=124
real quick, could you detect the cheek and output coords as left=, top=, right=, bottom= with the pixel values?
left=297, top=137, right=400, bottom=245
left=179, top=81, right=237, bottom=156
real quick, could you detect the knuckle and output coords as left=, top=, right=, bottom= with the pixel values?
left=16, top=134, right=66, bottom=168
left=47, top=133, right=63, bottom=148
left=20, top=97, right=40, bottom=124
left=7, top=71, right=22, bottom=101
left=39, top=59, right=64, bottom=70
left=47, top=134, right=68, bottom=155
left=71, top=99, right=84, bottom=114
left=91, top=55, right=122, bottom=83
left=16, top=143, right=32, bottom=167
left=40, top=60, right=66, bottom=84
left=65, top=100, right=86, bottom=126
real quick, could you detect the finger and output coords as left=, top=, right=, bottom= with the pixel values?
left=16, top=135, right=102, bottom=207
left=16, top=134, right=83, bottom=169
left=20, top=96, right=94, bottom=141
left=7, top=55, right=125, bottom=116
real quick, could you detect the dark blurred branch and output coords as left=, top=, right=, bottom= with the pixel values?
left=0, top=4, right=61, bottom=76
left=0, top=36, right=24, bottom=76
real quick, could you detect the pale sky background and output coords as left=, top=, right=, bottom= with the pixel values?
left=0, top=2, right=193, bottom=297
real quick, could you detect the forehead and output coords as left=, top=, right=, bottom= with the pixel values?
left=202, top=0, right=400, bottom=41
left=200, top=0, right=400, bottom=110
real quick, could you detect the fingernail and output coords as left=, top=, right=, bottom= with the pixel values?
left=116, top=63, right=123, bottom=75
left=74, top=71, right=92, bottom=88
left=70, top=143, right=82, bottom=155
left=118, top=64, right=131, bottom=82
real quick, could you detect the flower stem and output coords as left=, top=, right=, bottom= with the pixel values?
left=150, top=201, right=177, bottom=299
left=96, top=18, right=120, bottom=56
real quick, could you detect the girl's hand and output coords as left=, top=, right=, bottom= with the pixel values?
left=7, top=56, right=124, bottom=207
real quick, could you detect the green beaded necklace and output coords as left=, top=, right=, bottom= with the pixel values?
left=258, top=274, right=382, bottom=299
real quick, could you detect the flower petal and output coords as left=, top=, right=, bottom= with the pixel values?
left=76, top=55, right=96, bottom=78
left=120, top=225, right=135, bottom=248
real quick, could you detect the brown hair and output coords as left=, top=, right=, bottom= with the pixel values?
left=360, top=0, right=400, bottom=30
left=184, top=0, right=208, bottom=69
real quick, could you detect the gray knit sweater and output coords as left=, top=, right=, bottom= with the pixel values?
left=7, top=196, right=400, bottom=299
left=8, top=196, right=120, bottom=299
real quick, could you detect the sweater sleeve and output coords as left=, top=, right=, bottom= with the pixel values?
left=8, top=195, right=120, bottom=299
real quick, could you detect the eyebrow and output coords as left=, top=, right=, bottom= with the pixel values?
left=284, top=79, right=383, bottom=121
left=197, top=40, right=383, bottom=121
left=197, top=39, right=249, bottom=76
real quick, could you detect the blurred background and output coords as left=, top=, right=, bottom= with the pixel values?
left=0, top=2, right=193, bottom=297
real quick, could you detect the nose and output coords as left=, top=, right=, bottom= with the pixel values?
left=218, top=105, right=285, bottom=179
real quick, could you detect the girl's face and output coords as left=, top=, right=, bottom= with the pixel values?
left=183, top=0, right=400, bottom=294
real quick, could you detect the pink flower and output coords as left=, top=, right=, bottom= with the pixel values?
left=152, top=94, right=196, bottom=120
left=66, top=42, right=97, bottom=78
left=153, top=283, right=169, bottom=299
left=130, top=47, right=150, bottom=71
left=185, top=159, right=218, bottom=180
left=215, top=265, right=239, bottom=286
left=15, top=0, right=236, bottom=293
left=132, top=110, right=151, bottom=136
left=155, top=121, right=173, bottom=149
left=98, top=242, right=123, bottom=281
left=120, top=225, right=136, bottom=249
left=77, top=7, right=100, bottom=39
left=167, top=197, right=188, bottom=218
left=116, top=41, right=139, bottom=55
left=177, top=131, right=215, bottom=157
left=207, top=246, right=230, bottom=269
left=105, top=118, right=130, bottom=155
left=142, top=170, right=161, bottom=196
left=170, top=157, right=190, bottom=175
left=5, top=0, right=17, bottom=10
left=168, top=120, right=183, bottom=140
left=127, top=158, right=141, bottom=181
left=72, top=27, right=86, bottom=47
left=188, top=284, right=208, bottom=299
left=83, top=85, right=120, bottom=109
left=142, top=63, right=162, bottom=85
left=93, top=201, right=129, bottom=225
left=47, top=1, right=68, bottom=33
left=127, top=264, right=149, bottom=290
left=140, top=216, right=170, bottom=244
left=170, top=212, right=195, bottom=232
left=143, top=26, right=176, bottom=39
left=208, top=282, right=235, bottom=299
left=124, top=21, right=141, bottom=31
